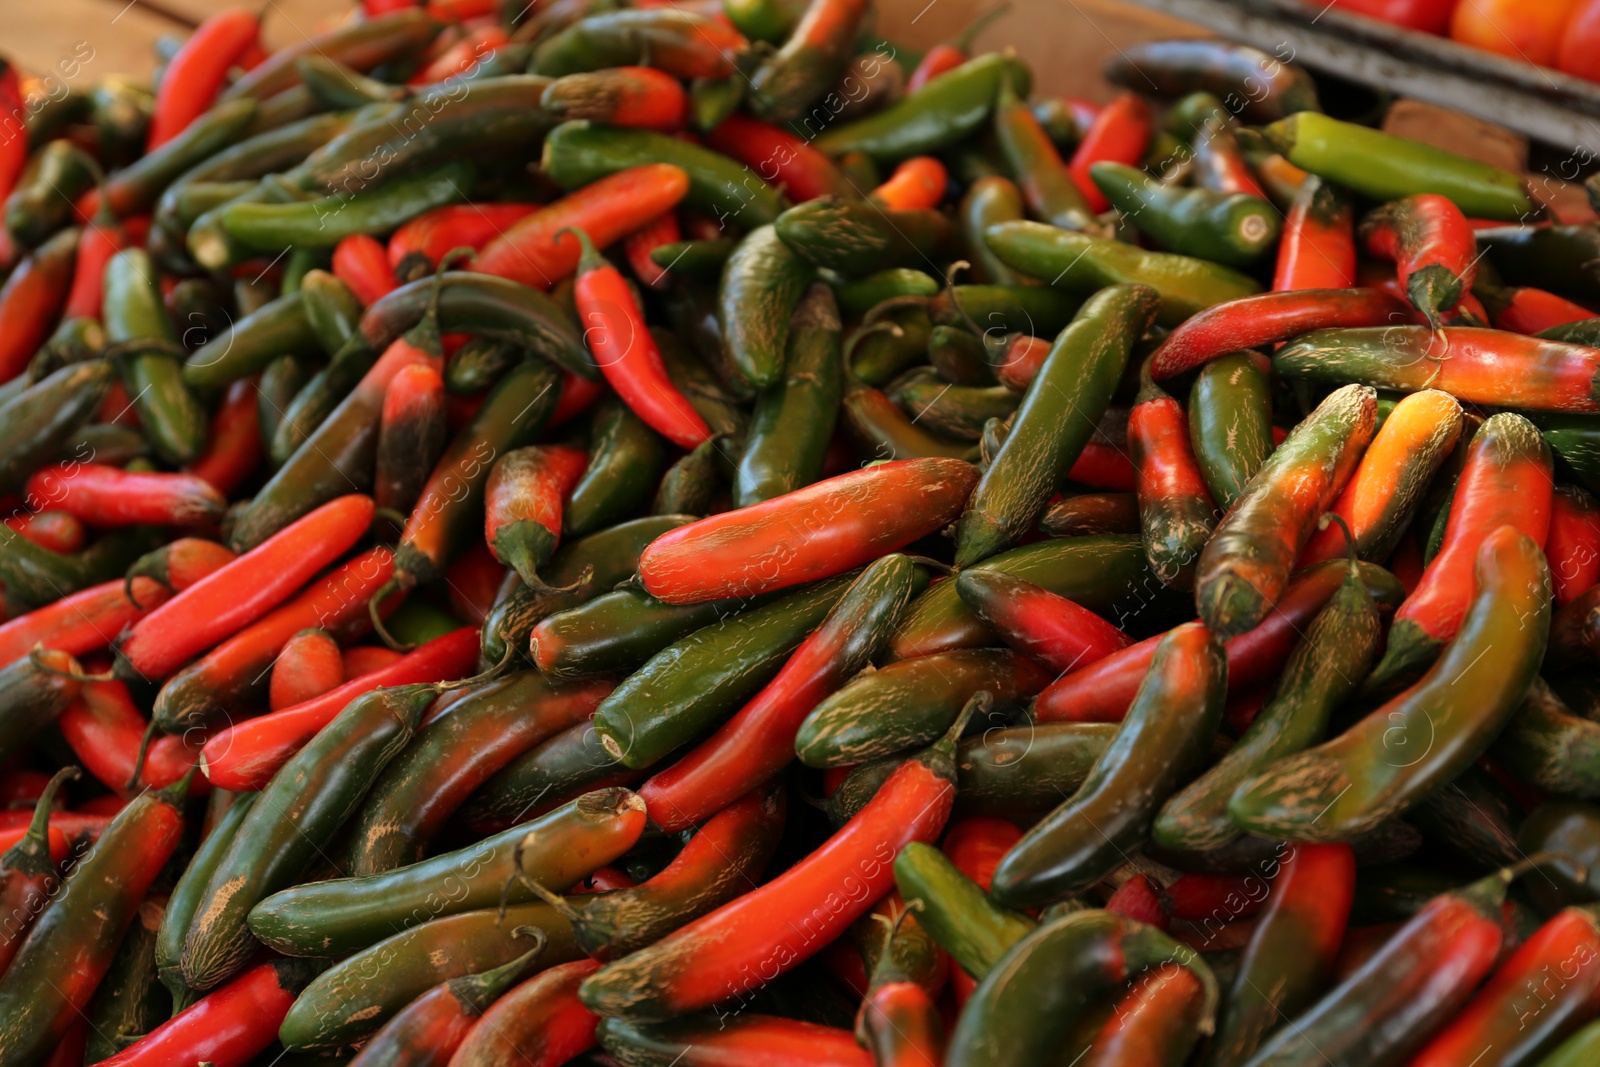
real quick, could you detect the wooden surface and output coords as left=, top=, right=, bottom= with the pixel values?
left=4, top=0, right=1202, bottom=99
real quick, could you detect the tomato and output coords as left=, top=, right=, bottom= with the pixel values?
left=1450, top=0, right=1579, bottom=67
left=1329, top=0, right=1457, bottom=34
left=1559, top=0, right=1600, bottom=80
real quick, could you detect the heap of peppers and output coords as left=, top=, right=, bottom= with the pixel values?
left=3, top=3, right=1600, bottom=1066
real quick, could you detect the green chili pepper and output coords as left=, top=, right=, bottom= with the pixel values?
left=543, top=120, right=785, bottom=228
left=593, top=574, right=855, bottom=769
left=4, top=140, right=97, bottom=248
left=182, top=291, right=320, bottom=388
left=655, top=327, right=748, bottom=437
left=1154, top=535, right=1382, bottom=851
left=444, top=336, right=518, bottom=394
left=156, top=793, right=257, bottom=1013
left=1478, top=225, right=1600, bottom=303
left=1188, top=351, right=1273, bottom=510
left=774, top=196, right=950, bottom=277
left=0, top=359, right=112, bottom=494
left=843, top=380, right=977, bottom=460
left=458, top=722, right=642, bottom=835
left=1531, top=413, right=1600, bottom=495
left=888, top=366, right=1017, bottom=441
left=894, top=842, right=1035, bottom=980
left=649, top=238, right=737, bottom=282
left=652, top=436, right=725, bottom=517
left=956, top=722, right=1117, bottom=821
left=723, top=0, right=809, bottom=41
left=221, top=9, right=442, bottom=103
left=103, top=248, right=209, bottom=465
left=813, top=52, right=1025, bottom=162
left=1259, top=112, right=1536, bottom=221
left=736, top=283, right=842, bottom=506
left=835, top=268, right=941, bottom=317
left=955, top=283, right=1158, bottom=567
left=180, top=684, right=441, bottom=991
left=994, top=78, right=1095, bottom=232
left=747, top=0, right=868, bottom=122
left=926, top=325, right=996, bottom=386
left=990, top=624, right=1227, bottom=907
left=0, top=526, right=154, bottom=610
left=1231, top=526, right=1550, bottom=841
left=1092, top=161, right=1279, bottom=266
left=564, top=396, right=671, bottom=537
left=1408, top=764, right=1522, bottom=870
left=100, top=97, right=259, bottom=218
left=718, top=224, right=813, bottom=390
left=531, top=585, right=744, bottom=680
left=985, top=220, right=1261, bottom=327
left=1195, top=384, right=1376, bottom=636
left=849, top=307, right=935, bottom=386
left=1105, top=40, right=1318, bottom=122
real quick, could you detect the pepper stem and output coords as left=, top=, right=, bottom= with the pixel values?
left=1317, top=512, right=1358, bottom=570
left=127, top=717, right=159, bottom=791
left=555, top=226, right=607, bottom=276
left=28, top=646, right=113, bottom=683
left=367, top=576, right=412, bottom=652
left=1, top=765, right=78, bottom=877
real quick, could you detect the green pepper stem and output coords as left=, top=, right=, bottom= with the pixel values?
left=1, top=765, right=79, bottom=877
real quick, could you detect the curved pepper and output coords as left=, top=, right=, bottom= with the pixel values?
left=1360, top=194, right=1478, bottom=327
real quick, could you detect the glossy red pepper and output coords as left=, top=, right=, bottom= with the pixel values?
left=185, top=377, right=265, bottom=496
left=125, top=536, right=237, bottom=595
left=26, top=463, right=226, bottom=528
left=994, top=333, right=1051, bottom=393
left=1105, top=873, right=1169, bottom=929
left=3, top=510, right=85, bottom=554
left=59, top=678, right=204, bottom=794
left=148, top=8, right=260, bottom=149
left=1360, top=194, right=1478, bottom=327
left=623, top=211, right=681, bottom=290
left=0, top=62, right=26, bottom=204
left=63, top=214, right=130, bottom=321
left=0, top=228, right=78, bottom=383
left=387, top=203, right=536, bottom=280
left=484, top=444, right=590, bottom=590
left=1331, top=0, right=1457, bottom=32
left=444, top=539, right=506, bottom=626
left=1148, top=288, right=1409, bottom=379
left=334, top=234, right=399, bottom=306
left=579, top=708, right=970, bottom=1019
left=704, top=114, right=853, bottom=203
left=115, top=494, right=375, bottom=684
left=474, top=164, right=692, bottom=290
left=570, top=227, right=711, bottom=449
left=541, top=66, right=689, bottom=130
left=1274, top=175, right=1356, bottom=291
left=449, top=958, right=602, bottom=1067
left=270, top=630, right=342, bottom=714
left=639, top=458, right=978, bottom=604
left=872, top=157, right=949, bottom=211
left=1483, top=285, right=1594, bottom=334
left=1067, top=92, right=1153, bottom=213
left=908, top=44, right=969, bottom=91
left=200, top=626, right=478, bottom=790
left=343, top=644, right=404, bottom=678
left=0, top=768, right=76, bottom=977
left=1549, top=485, right=1600, bottom=607
left=412, top=23, right=508, bottom=84
left=1162, top=873, right=1268, bottom=922
left=952, top=571, right=1131, bottom=674
left=0, top=578, right=169, bottom=668
left=97, top=960, right=311, bottom=1067
left=1191, top=116, right=1268, bottom=199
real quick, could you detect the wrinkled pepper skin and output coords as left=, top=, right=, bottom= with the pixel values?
left=1188, top=351, right=1274, bottom=511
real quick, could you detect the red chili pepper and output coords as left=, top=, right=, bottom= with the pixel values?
left=42, top=1022, right=88, bottom=1067
left=579, top=707, right=971, bottom=1019
left=0, top=578, right=171, bottom=668
left=448, top=958, right=602, bottom=1067
left=1368, top=414, right=1553, bottom=690
left=1162, top=873, right=1269, bottom=922
left=1067, top=92, right=1153, bottom=213
left=98, top=379, right=140, bottom=427
left=366, top=0, right=418, bottom=12
left=570, top=227, right=710, bottom=450
left=484, top=444, right=590, bottom=590
left=623, top=211, right=681, bottom=291
left=0, top=768, right=76, bottom=976
left=578, top=867, right=638, bottom=893
left=601, top=1015, right=872, bottom=1066
left=1105, top=873, right=1169, bottom=930
left=474, top=164, right=692, bottom=290
left=1129, top=361, right=1216, bottom=589
left=343, top=644, right=404, bottom=678
left=1148, top=288, right=1409, bottom=379
left=1034, top=559, right=1381, bottom=723
left=1360, top=193, right=1478, bottom=328
left=1080, top=963, right=1207, bottom=1067
left=153, top=545, right=395, bottom=730
left=953, top=571, right=1131, bottom=674
left=942, top=818, right=1022, bottom=894
left=115, top=494, right=375, bottom=684
left=0, top=769, right=57, bottom=809
left=445, top=539, right=507, bottom=626
left=97, top=960, right=312, bottom=1067
left=59, top=678, right=204, bottom=794
left=871, top=157, right=948, bottom=211
left=3, top=510, right=86, bottom=554
left=1483, top=285, right=1595, bottom=335
left=268, top=628, right=345, bottom=712
left=639, top=458, right=979, bottom=604
left=126, top=537, right=238, bottom=595
left=1404, top=907, right=1600, bottom=1067
left=704, top=114, right=853, bottom=203
left=199, top=626, right=478, bottom=790
left=64, top=215, right=130, bottom=321
left=994, top=333, right=1051, bottom=393
left=185, top=377, right=265, bottom=496
left=550, top=368, right=608, bottom=428
left=386, top=203, right=537, bottom=280
left=375, top=361, right=447, bottom=514
left=0, top=809, right=110, bottom=836
left=541, top=67, right=689, bottom=131
left=1331, top=0, right=1457, bottom=33
left=907, top=44, right=969, bottom=90
left=148, top=8, right=260, bottom=149
left=0, top=228, right=79, bottom=383
left=24, top=463, right=226, bottom=528
left=0, top=62, right=27, bottom=203
left=411, top=23, right=508, bottom=84
left=1274, top=175, right=1356, bottom=291
left=1067, top=440, right=1137, bottom=492
left=334, top=234, right=399, bottom=306
left=1191, top=116, right=1268, bottom=199
left=1549, top=485, right=1600, bottom=607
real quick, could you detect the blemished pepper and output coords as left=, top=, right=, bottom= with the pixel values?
left=747, top=0, right=869, bottom=122
left=1359, top=194, right=1478, bottom=327
left=1195, top=382, right=1374, bottom=635
left=1091, top=160, right=1280, bottom=267
left=955, top=284, right=1158, bottom=567
left=1231, top=525, right=1550, bottom=841
left=945, top=909, right=1218, bottom=1067
left=774, top=196, right=951, bottom=277
left=1129, top=356, right=1215, bottom=589
left=446, top=957, right=601, bottom=1067
left=994, top=76, right=1095, bottom=231
left=532, top=8, right=743, bottom=79
left=990, top=623, right=1225, bottom=908
left=1365, top=412, right=1553, bottom=691
left=1186, top=351, right=1274, bottom=511
left=985, top=221, right=1260, bottom=327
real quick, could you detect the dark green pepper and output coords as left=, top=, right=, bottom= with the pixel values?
left=563, top=396, right=670, bottom=537
left=718, top=224, right=813, bottom=389
left=1092, top=160, right=1279, bottom=266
